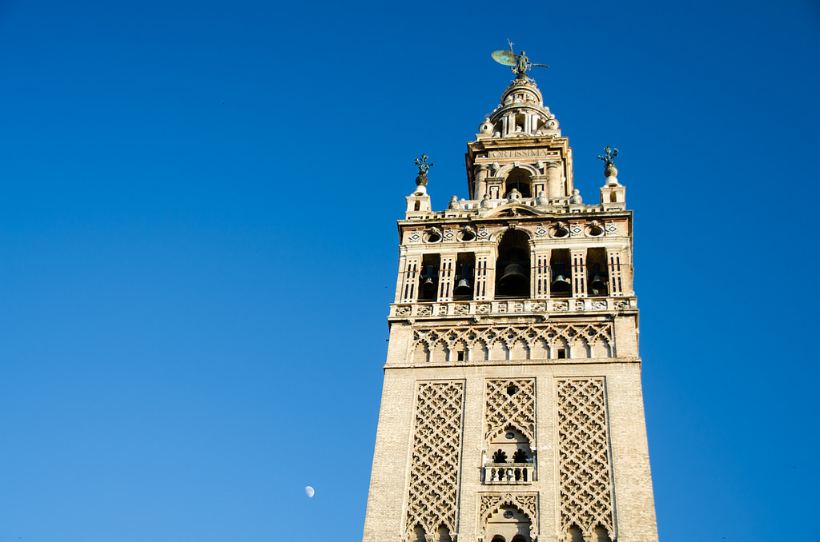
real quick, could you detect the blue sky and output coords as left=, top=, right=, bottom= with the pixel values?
left=1, top=1, right=818, bottom=540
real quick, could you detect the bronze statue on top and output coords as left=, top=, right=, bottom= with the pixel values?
left=414, top=154, right=433, bottom=187
left=491, top=40, right=548, bottom=78
left=597, top=146, right=619, bottom=178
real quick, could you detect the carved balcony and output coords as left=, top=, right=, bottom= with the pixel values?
left=482, top=463, right=535, bottom=485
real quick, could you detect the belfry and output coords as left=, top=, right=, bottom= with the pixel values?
left=362, top=49, right=658, bottom=542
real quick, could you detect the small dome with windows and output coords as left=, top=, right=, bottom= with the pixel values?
left=479, top=76, right=560, bottom=139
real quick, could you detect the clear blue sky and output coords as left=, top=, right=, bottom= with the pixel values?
left=1, top=1, right=818, bottom=540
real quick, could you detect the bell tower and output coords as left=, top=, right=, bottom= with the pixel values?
left=362, top=54, right=658, bottom=542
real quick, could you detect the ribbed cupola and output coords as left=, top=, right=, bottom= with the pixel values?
left=477, top=75, right=560, bottom=139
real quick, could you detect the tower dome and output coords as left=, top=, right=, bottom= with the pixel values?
left=479, top=76, right=560, bottom=139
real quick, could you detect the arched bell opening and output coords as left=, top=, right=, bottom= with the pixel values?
left=587, top=248, right=609, bottom=297
left=454, top=252, right=475, bottom=300
left=411, top=524, right=426, bottom=542
left=419, top=254, right=440, bottom=301
left=504, top=168, right=533, bottom=198
left=496, top=230, right=531, bottom=299
left=550, top=249, right=572, bottom=297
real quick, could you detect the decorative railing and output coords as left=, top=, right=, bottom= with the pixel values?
left=390, top=296, right=634, bottom=319
left=482, top=463, right=535, bottom=484
left=405, top=196, right=626, bottom=220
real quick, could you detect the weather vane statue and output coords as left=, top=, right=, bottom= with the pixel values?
left=597, top=146, right=619, bottom=178
left=491, top=39, right=548, bottom=78
left=414, top=153, right=433, bottom=189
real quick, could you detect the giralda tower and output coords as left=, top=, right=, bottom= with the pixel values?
left=362, top=50, right=659, bottom=542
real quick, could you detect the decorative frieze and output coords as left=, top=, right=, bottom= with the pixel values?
left=390, top=297, right=633, bottom=319
left=411, top=322, right=613, bottom=363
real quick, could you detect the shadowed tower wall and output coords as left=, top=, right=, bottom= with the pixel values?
left=362, top=71, right=658, bottom=542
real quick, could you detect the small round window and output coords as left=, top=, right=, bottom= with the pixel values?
left=424, top=229, right=442, bottom=243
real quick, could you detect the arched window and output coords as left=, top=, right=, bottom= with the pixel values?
left=550, top=249, right=571, bottom=297
left=587, top=248, right=609, bottom=297
left=567, top=525, right=584, bottom=542
left=437, top=525, right=453, bottom=542
left=412, top=524, right=426, bottom=542
left=419, top=254, right=440, bottom=301
left=492, top=449, right=508, bottom=463
left=496, top=230, right=531, bottom=298
left=594, top=525, right=612, bottom=542
left=511, top=536, right=528, bottom=542
left=491, top=537, right=506, bottom=542
left=504, top=168, right=532, bottom=198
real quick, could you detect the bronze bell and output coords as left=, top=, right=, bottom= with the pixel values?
left=551, top=273, right=571, bottom=292
left=421, top=265, right=437, bottom=285
left=454, top=277, right=472, bottom=295
left=500, top=262, right=528, bottom=285
left=589, top=273, right=607, bottom=293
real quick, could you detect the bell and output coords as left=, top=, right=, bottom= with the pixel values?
left=500, top=263, right=527, bottom=284
left=421, top=265, right=437, bottom=285
left=551, top=273, right=571, bottom=293
left=589, top=273, right=607, bottom=293
left=454, top=277, right=472, bottom=295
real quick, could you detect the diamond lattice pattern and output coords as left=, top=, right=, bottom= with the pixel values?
left=557, top=378, right=615, bottom=534
left=405, top=381, right=465, bottom=536
left=485, top=378, right=536, bottom=443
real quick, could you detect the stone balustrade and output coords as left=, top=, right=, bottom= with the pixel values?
left=405, top=196, right=626, bottom=221
left=390, top=296, right=634, bottom=320
left=482, top=463, right=535, bottom=485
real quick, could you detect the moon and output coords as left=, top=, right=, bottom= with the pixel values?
left=304, top=485, right=315, bottom=498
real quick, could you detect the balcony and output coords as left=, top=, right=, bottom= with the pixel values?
left=482, top=463, right=535, bottom=485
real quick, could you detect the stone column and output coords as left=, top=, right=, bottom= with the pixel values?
left=473, top=254, right=491, bottom=301
left=571, top=249, right=587, bottom=298
left=546, top=162, right=563, bottom=198
left=437, top=255, right=456, bottom=301
left=607, top=249, right=624, bottom=296
left=533, top=249, right=551, bottom=299
left=475, top=164, right=488, bottom=200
